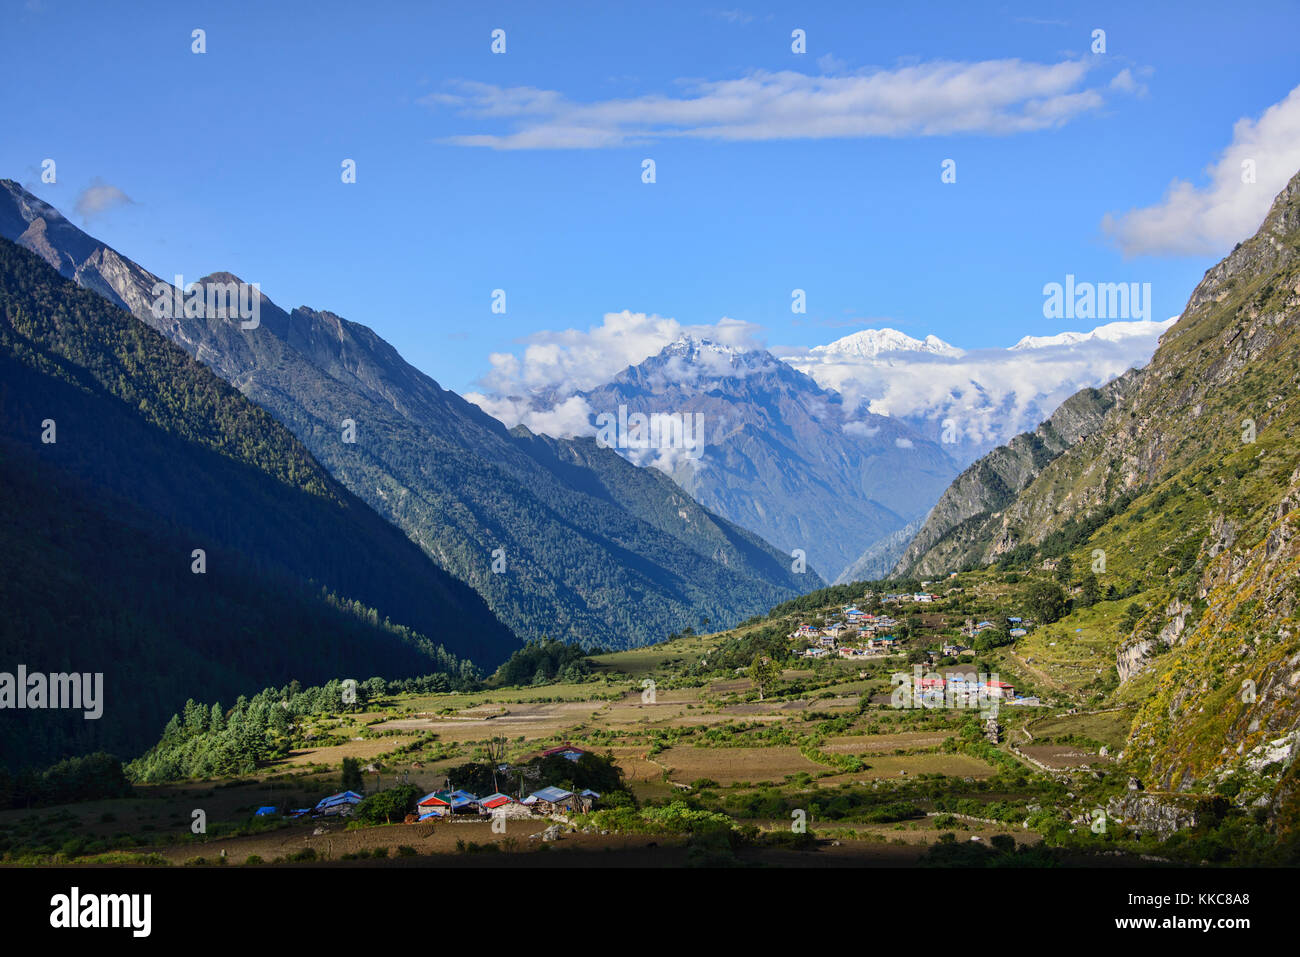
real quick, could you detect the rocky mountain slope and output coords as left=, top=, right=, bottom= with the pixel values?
left=576, top=336, right=959, bottom=579
left=892, top=370, right=1140, bottom=578
left=834, top=517, right=924, bottom=584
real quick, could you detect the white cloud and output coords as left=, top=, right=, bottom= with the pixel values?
left=475, top=309, right=764, bottom=397
left=843, top=421, right=880, bottom=438
left=75, top=179, right=134, bottom=221
left=466, top=392, right=597, bottom=438
left=1102, top=84, right=1300, bottom=257
left=423, top=57, right=1127, bottom=150
left=894, top=437, right=914, bottom=449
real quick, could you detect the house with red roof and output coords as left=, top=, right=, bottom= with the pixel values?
left=416, top=791, right=451, bottom=821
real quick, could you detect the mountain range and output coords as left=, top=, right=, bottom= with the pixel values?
left=565, top=336, right=958, bottom=579
left=0, top=180, right=810, bottom=653
left=472, top=319, right=1169, bottom=583
left=775, top=320, right=1174, bottom=466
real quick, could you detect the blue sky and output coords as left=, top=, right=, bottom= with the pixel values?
left=5, top=0, right=1299, bottom=395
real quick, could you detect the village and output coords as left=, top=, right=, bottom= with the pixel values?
left=268, top=743, right=604, bottom=827
left=788, top=590, right=1041, bottom=710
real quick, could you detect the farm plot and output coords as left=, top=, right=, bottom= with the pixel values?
left=656, top=745, right=827, bottom=785
left=282, top=735, right=420, bottom=767
left=599, top=688, right=706, bottom=727
left=813, top=752, right=998, bottom=785
left=1025, top=710, right=1133, bottom=750
left=821, top=731, right=952, bottom=754
left=372, top=701, right=604, bottom=743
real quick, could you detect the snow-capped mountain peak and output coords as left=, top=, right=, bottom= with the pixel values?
left=1009, top=318, right=1178, bottom=351
left=811, top=327, right=964, bottom=360
left=662, top=334, right=748, bottom=361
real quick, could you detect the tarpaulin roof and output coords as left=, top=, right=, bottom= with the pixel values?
left=314, top=790, right=363, bottom=809
left=528, top=786, right=574, bottom=803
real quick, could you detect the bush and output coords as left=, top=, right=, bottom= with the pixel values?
left=598, top=790, right=637, bottom=810
left=1027, top=581, right=1067, bottom=624
left=3, top=753, right=134, bottom=809
left=341, top=757, right=364, bottom=792
left=351, top=784, right=420, bottom=825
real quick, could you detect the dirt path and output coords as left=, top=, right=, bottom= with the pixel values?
left=1009, top=652, right=1069, bottom=694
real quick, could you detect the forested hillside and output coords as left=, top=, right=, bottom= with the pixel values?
left=0, top=237, right=512, bottom=768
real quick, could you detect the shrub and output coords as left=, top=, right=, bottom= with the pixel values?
left=351, top=784, right=420, bottom=825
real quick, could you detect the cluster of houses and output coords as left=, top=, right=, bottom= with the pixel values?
left=790, top=599, right=1038, bottom=666
left=880, top=591, right=942, bottom=604
left=911, top=672, right=1018, bottom=700
left=790, top=604, right=904, bottom=659
left=296, top=743, right=603, bottom=823
left=901, top=668, right=1043, bottom=709
left=412, top=784, right=600, bottom=821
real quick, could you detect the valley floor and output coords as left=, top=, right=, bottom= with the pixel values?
left=0, top=638, right=1181, bottom=869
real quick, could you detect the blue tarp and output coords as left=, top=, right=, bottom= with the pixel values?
left=528, top=786, right=574, bottom=803
left=314, top=790, right=363, bottom=809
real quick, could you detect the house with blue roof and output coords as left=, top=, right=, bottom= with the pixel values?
left=313, top=790, right=363, bottom=817
left=523, top=786, right=574, bottom=813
